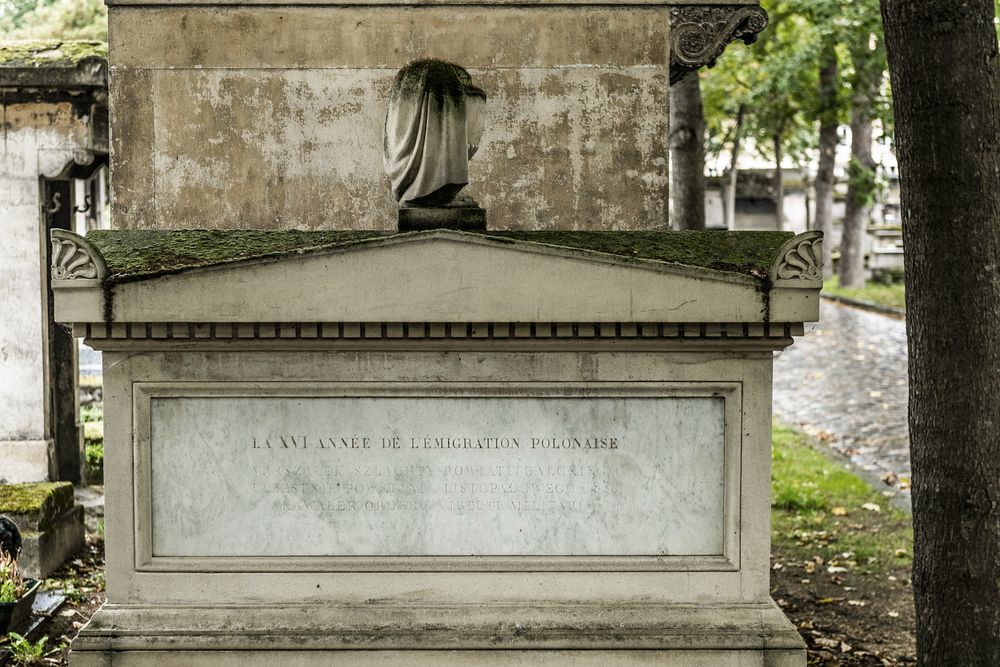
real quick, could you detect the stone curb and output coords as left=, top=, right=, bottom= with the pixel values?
left=821, top=293, right=906, bottom=319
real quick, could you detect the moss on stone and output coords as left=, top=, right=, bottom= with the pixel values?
left=0, top=40, right=107, bottom=67
left=89, top=230, right=390, bottom=281
left=0, top=482, right=74, bottom=531
left=87, top=229, right=793, bottom=283
left=486, top=230, right=792, bottom=278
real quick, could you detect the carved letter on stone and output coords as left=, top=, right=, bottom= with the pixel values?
left=770, top=231, right=823, bottom=286
left=669, top=6, right=769, bottom=85
left=51, top=230, right=106, bottom=282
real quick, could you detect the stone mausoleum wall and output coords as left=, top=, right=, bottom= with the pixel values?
left=108, top=2, right=670, bottom=231
left=0, top=42, right=107, bottom=483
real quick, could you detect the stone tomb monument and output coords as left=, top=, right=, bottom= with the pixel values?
left=52, top=228, right=823, bottom=665
left=63, top=0, right=815, bottom=662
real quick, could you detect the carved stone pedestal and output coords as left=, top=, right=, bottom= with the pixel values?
left=52, top=228, right=820, bottom=666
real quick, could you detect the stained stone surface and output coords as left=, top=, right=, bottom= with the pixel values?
left=149, top=395, right=726, bottom=557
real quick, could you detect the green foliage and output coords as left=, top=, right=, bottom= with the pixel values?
left=5, top=633, right=58, bottom=666
left=85, top=442, right=103, bottom=469
left=703, top=0, right=891, bottom=171
left=0, top=551, right=25, bottom=603
left=846, top=156, right=881, bottom=206
left=0, top=0, right=107, bottom=41
left=80, top=403, right=102, bottom=424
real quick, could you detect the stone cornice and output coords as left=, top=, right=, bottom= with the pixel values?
left=669, top=5, right=769, bottom=85
left=50, top=230, right=821, bottom=327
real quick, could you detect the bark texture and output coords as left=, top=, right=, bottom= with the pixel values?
left=839, top=102, right=874, bottom=288
left=725, top=105, right=746, bottom=229
left=815, top=49, right=839, bottom=278
left=669, top=74, right=706, bottom=230
left=772, top=133, right=784, bottom=231
left=881, top=1, right=1000, bottom=664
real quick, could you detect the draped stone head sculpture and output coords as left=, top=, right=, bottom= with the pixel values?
left=383, top=60, right=487, bottom=208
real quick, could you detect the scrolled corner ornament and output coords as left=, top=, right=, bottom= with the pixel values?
left=50, top=229, right=106, bottom=283
left=669, top=5, right=769, bottom=85
left=770, top=231, right=824, bottom=287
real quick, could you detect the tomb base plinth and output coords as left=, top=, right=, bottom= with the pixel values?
left=71, top=600, right=804, bottom=666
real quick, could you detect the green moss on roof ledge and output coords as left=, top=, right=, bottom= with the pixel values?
left=87, top=229, right=794, bottom=282
left=0, top=482, right=74, bottom=530
left=0, top=40, right=107, bottom=67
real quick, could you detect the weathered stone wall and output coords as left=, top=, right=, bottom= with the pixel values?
left=0, top=101, right=90, bottom=482
left=109, top=6, right=670, bottom=230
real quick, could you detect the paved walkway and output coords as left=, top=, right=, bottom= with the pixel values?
left=774, top=299, right=911, bottom=505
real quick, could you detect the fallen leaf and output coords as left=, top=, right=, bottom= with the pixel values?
left=862, top=502, right=882, bottom=513
left=848, top=599, right=867, bottom=607
left=887, top=611, right=900, bottom=618
left=894, top=549, right=908, bottom=558
left=832, top=507, right=849, bottom=516
left=841, top=641, right=854, bottom=653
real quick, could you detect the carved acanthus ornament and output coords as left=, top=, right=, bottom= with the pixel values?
left=51, top=229, right=106, bottom=283
left=770, top=231, right=823, bottom=286
left=669, top=5, right=769, bottom=85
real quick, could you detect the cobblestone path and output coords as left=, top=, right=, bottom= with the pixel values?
left=774, top=300, right=911, bottom=504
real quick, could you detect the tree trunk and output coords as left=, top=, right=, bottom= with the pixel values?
left=839, top=99, right=875, bottom=288
left=815, top=48, right=839, bottom=278
left=772, top=132, right=784, bottom=231
left=725, top=105, right=746, bottom=229
left=881, top=1, right=1000, bottom=664
left=669, top=74, right=706, bottom=230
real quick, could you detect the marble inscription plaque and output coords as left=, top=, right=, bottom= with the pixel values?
left=149, top=395, right=726, bottom=557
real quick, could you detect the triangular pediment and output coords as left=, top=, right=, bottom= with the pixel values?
left=51, top=229, right=821, bottom=326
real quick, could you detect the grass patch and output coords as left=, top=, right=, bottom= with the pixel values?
left=82, top=403, right=104, bottom=484
left=823, top=276, right=905, bottom=311
left=771, top=424, right=912, bottom=572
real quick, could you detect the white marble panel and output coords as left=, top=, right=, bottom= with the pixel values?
left=149, top=395, right=725, bottom=557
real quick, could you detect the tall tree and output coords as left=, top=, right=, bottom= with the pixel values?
left=725, top=106, right=746, bottom=229
left=813, top=35, right=841, bottom=277
left=880, top=1, right=1000, bottom=664
left=670, top=73, right=707, bottom=230
left=839, top=100, right=876, bottom=287
left=840, top=0, right=886, bottom=287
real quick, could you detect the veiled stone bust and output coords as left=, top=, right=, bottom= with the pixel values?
left=383, top=60, right=487, bottom=207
